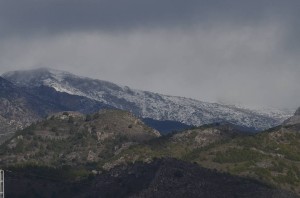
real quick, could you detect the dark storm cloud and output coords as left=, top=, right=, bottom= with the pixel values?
left=0, top=0, right=200, bottom=36
left=1, top=0, right=299, bottom=55
left=0, top=0, right=299, bottom=36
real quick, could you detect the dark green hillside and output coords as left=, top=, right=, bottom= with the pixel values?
left=103, top=123, right=249, bottom=169
left=2, top=108, right=300, bottom=196
left=102, top=117, right=300, bottom=195
left=188, top=124, right=300, bottom=194
left=0, top=110, right=159, bottom=167
left=5, top=158, right=298, bottom=198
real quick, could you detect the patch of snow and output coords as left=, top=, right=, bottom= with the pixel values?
left=2, top=68, right=293, bottom=130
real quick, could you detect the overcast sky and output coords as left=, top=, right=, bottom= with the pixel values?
left=0, top=0, right=299, bottom=110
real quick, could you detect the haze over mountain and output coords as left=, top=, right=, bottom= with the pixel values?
left=2, top=68, right=293, bottom=132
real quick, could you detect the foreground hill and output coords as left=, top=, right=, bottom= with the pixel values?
left=2, top=68, right=292, bottom=130
left=1, top=109, right=300, bottom=196
left=102, top=123, right=251, bottom=169
left=186, top=123, right=300, bottom=193
left=188, top=109, right=300, bottom=194
left=0, top=110, right=159, bottom=167
left=5, top=158, right=297, bottom=198
left=102, top=109, right=300, bottom=194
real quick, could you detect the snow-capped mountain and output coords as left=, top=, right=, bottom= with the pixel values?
left=0, top=74, right=114, bottom=142
left=2, top=68, right=293, bottom=130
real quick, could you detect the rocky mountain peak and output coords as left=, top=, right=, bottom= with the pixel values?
left=2, top=68, right=75, bottom=87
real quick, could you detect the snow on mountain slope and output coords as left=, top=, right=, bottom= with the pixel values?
left=234, top=105, right=294, bottom=123
left=2, top=68, right=293, bottom=130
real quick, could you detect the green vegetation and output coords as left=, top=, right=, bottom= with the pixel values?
left=0, top=110, right=159, bottom=168
left=106, top=124, right=300, bottom=194
left=1, top=110, right=300, bottom=195
left=213, top=148, right=265, bottom=163
left=8, top=164, right=91, bottom=181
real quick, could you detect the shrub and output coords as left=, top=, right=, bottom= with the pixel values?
left=213, top=148, right=264, bottom=164
left=85, top=115, right=92, bottom=122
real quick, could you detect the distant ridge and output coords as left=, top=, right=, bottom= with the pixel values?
left=2, top=68, right=293, bottom=131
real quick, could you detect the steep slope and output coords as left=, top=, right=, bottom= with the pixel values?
left=2, top=68, right=292, bottom=130
left=0, top=77, right=41, bottom=140
left=283, top=107, right=300, bottom=126
left=5, top=158, right=297, bottom=198
left=0, top=110, right=159, bottom=167
left=0, top=76, right=113, bottom=143
left=24, top=85, right=113, bottom=115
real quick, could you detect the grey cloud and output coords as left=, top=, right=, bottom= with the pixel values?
left=0, top=0, right=200, bottom=36
left=0, top=0, right=299, bottom=36
left=1, top=25, right=299, bottom=109
left=0, top=0, right=299, bottom=110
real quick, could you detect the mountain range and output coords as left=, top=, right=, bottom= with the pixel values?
left=0, top=67, right=293, bottom=140
left=0, top=67, right=299, bottom=197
